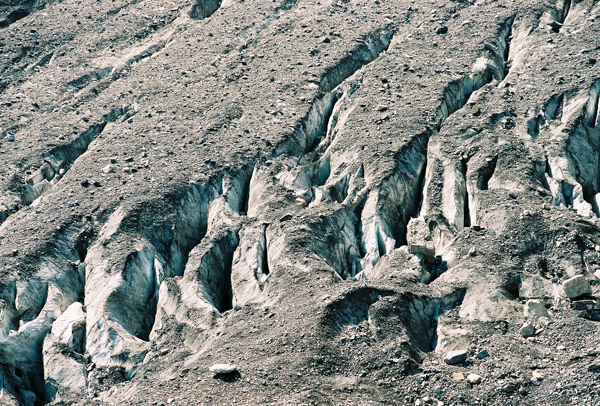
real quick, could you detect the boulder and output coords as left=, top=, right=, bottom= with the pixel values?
left=563, top=275, right=591, bottom=299
left=524, top=299, right=549, bottom=320
left=407, top=218, right=435, bottom=258
left=519, top=321, right=535, bottom=338
left=443, top=350, right=468, bottom=365
left=467, top=373, right=482, bottom=384
left=209, top=363, right=238, bottom=374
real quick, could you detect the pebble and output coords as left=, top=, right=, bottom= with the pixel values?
left=467, top=373, right=482, bottom=384
left=101, top=164, right=115, bottom=174
left=444, top=350, right=468, bottom=365
left=451, top=372, right=465, bottom=381
left=295, top=197, right=308, bottom=207
left=520, top=321, right=535, bottom=338
left=209, top=363, right=237, bottom=374
left=476, top=349, right=489, bottom=359
left=436, top=25, right=448, bottom=34
left=531, top=371, right=544, bottom=382
left=6, top=134, right=15, bottom=141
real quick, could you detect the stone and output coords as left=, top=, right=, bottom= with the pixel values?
left=518, top=276, right=553, bottom=299
left=536, top=316, right=551, bottom=327
left=451, top=372, right=465, bottom=381
left=209, top=363, right=238, bottom=374
left=6, top=134, right=15, bottom=141
left=524, top=299, right=549, bottom=320
left=443, top=350, right=468, bottom=365
left=588, top=362, right=600, bottom=372
left=467, top=373, right=482, bottom=384
left=294, top=197, right=308, bottom=207
left=475, top=349, right=489, bottom=359
left=563, top=275, right=591, bottom=299
left=436, top=25, right=448, bottom=34
left=531, top=371, right=543, bottom=382
left=407, top=218, right=435, bottom=258
left=520, top=321, right=535, bottom=338
left=101, top=164, right=115, bottom=174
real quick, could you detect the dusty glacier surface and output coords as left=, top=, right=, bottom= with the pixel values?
left=1, top=0, right=600, bottom=404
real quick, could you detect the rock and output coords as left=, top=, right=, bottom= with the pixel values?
left=101, top=164, right=115, bottom=174
left=524, top=299, right=549, bottom=320
left=520, top=321, right=535, bottom=338
left=563, top=275, right=591, bottom=299
left=451, top=372, right=465, bottom=381
left=475, top=349, right=489, bottom=359
left=294, top=197, right=308, bottom=207
left=407, top=218, right=435, bottom=258
left=467, top=373, right=482, bottom=384
left=6, top=134, right=15, bottom=141
left=536, top=316, right=551, bottom=328
left=518, top=276, right=553, bottom=299
left=443, top=350, right=468, bottom=365
left=160, top=348, right=169, bottom=356
left=531, top=371, right=543, bottom=382
left=436, top=25, right=448, bottom=34
left=588, top=362, right=600, bottom=372
left=209, top=363, right=237, bottom=374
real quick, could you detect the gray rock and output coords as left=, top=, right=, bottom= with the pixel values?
left=563, top=275, right=591, bottom=299
left=520, top=321, right=535, bottom=338
left=467, top=373, right=482, bottom=384
left=443, top=350, right=468, bottom=365
left=518, top=276, right=553, bottom=299
left=524, top=299, right=549, bottom=320
left=407, top=218, right=435, bottom=258
left=588, top=362, right=600, bottom=372
left=209, top=363, right=238, bottom=374
left=476, top=349, right=489, bottom=359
